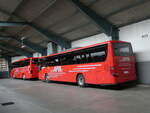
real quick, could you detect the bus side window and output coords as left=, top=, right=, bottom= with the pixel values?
left=55, top=58, right=59, bottom=65
left=50, top=58, right=60, bottom=66
left=60, top=55, right=67, bottom=65
left=85, top=53, right=91, bottom=63
left=59, top=54, right=74, bottom=65
left=80, top=54, right=87, bottom=63
left=91, top=51, right=104, bottom=62
left=67, top=55, right=74, bottom=65
left=73, top=55, right=81, bottom=64
left=87, top=45, right=107, bottom=63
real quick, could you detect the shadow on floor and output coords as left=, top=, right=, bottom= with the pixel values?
left=43, top=80, right=137, bottom=90
left=8, top=78, right=137, bottom=90
left=10, top=78, right=39, bottom=81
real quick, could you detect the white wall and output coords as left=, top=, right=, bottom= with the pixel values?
left=72, top=33, right=111, bottom=48
left=119, top=19, right=150, bottom=62
left=11, top=56, right=27, bottom=63
left=33, top=52, right=42, bottom=57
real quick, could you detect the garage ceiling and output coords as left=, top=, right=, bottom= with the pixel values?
left=0, top=0, right=150, bottom=57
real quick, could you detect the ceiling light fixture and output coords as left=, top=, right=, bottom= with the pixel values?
left=21, top=37, right=26, bottom=48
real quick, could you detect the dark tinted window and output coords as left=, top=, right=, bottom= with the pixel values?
left=41, top=44, right=108, bottom=66
left=113, top=43, right=133, bottom=56
left=63, top=44, right=107, bottom=65
left=12, top=59, right=30, bottom=68
left=43, top=57, right=60, bottom=66
left=87, top=45, right=107, bottom=63
left=32, top=59, right=40, bottom=64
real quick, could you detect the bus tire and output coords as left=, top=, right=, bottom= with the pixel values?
left=23, top=74, right=26, bottom=80
left=45, top=74, right=49, bottom=83
left=12, top=75, right=14, bottom=79
left=77, top=74, right=86, bottom=87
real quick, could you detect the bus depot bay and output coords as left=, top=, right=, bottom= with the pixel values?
left=39, top=40, right=136, bottom=87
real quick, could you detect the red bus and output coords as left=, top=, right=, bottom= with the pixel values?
left=10, top=57, right=39, bottom=80
left=39, top=41, right=136, bottom=87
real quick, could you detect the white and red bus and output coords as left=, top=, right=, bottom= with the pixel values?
left=39, top=40, right=136, bottom=87
left=10, top=57, right=39, bottom=80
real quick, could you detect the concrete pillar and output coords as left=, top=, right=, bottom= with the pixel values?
left=47, top=42, right=57, bottom=55
left=7, top=57, right=11, bottom=78
left=57, top=45, right=62, bottom=53
left=0, top=58, right=10, bottom=78
left=33, top=52, right=42, bottom=57
left=57, top=45, right=67, bottom=53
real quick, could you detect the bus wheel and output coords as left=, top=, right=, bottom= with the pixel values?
left=11, top=76, right=14, bottom=79
left=23, top=74, right=26, bottom=80
left=12, top=75, right=15, bottom=79
left=45, top=74, right=49, bottom=83
left=77, top=74, right=85, bottom=87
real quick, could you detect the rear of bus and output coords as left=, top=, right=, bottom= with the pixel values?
left=27, top=58, right=39, bottom=79
left=110, top=41, right=136, bottom=84
left=10, top=58, right=39, bottom=79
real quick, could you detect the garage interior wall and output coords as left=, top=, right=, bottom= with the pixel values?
left=72, top=33, right=111, bottom=48
left=0, top=58, right=9, bottom=78
left=33, top=53, right=42, bottom=58
left=120, top=19, right=150, bottom=85
left=72, top=19, right=150, bottom=85
left=11, top=56, right=27, bottom=63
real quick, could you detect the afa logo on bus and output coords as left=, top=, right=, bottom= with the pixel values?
left=52, top=66, right=62, bottom=72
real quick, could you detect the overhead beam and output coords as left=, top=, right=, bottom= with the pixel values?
left=0, top=42, right=32, bottom=57
left=0, top=46, right=15, bottom=55
left=60, top=22, right=91, bottom=35
left=120, top=14, right=150, bottom=27
left=23, top=39, right=47, bottom=55
left=29, top=24, right=71, bottom=49
left=12, top=36, right=46, bottom=55
left=0, top=36, right=11, bottom=40
left=0, top=54, right=11, bottom=60
left=0, top=21, right=28, bottom=26
left=71, top=0, right=119, bottom=40
left=105, top=0, right=150, bottom=18
left=0, top=35, right=46, bottom=55
left=0, top=8, right=20, bottom=19
left=86, top=0, right=98, bottom=6
left=0, top=20, right=71, bottom=49
left=0, top=5, right=72, bottom=49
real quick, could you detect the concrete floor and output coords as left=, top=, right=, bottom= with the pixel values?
left=0, top=79, right=150, bottom=113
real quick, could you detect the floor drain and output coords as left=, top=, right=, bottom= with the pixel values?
left=1, top=102, right=15, bottom=106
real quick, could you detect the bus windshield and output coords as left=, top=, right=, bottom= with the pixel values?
left=113, top=43, right=133, bottom=56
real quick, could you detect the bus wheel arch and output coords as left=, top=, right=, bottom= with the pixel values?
left=76, top=73, right=86, bottom=87
left=11, top=74, right=15, bottom=79
left=76, top=73, right=82, bottom=81
left=45, top=73, right=49, bottom=83
left=22, top=74, right=26, bottom=80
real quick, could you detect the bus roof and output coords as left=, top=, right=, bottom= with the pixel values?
left=12, top=57, right=41, bottom=64
left=40, top=40, right=129, bottom=59
left=12, top=40, right=129, bottom=62
left=12, top=57, right=31, bottom=64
